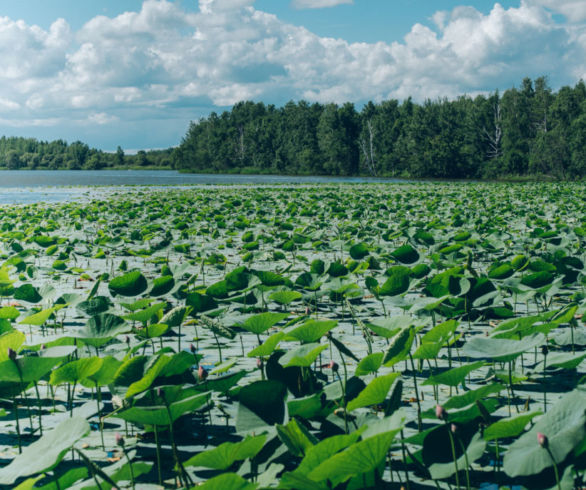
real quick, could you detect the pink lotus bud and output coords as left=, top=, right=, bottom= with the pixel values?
left=537, top=432, right=548, bottom=448
left=198, top=365, right=208, bottom=382
left=115, top=432, right=124, bottom=447
left=435, top=404, right=447, bottom=421
left=190, top=343, right=196, bottom=354
left=7, top=348, right=17, bottom=362
left=451, top=423, right=458, bottom=434
left=256, top=358, right=262, bottom=369
left=328, top=360, right=339, bottom=372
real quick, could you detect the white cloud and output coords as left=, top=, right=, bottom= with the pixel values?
left=0, top=0, right=583, bottom=148
left=528, top=0, right=586, bottom=22
left=87, top=112, right=119, bottom=125
left=292, top=0, right=353, bottom=9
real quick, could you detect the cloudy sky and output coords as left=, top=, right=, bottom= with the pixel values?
left=0, top=0, right=583, bottom=151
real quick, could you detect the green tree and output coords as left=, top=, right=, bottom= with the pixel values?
left=116, top=146, right=125, bottom=167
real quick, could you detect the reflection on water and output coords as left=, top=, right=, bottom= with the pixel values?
left=0, top=170, right=405, bottom=204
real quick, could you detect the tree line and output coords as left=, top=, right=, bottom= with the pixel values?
left=0, top=138, right=173, bottom=170
left=174, top=77, right=586, bottom=179
left=1, top=76, right=585, bottom=179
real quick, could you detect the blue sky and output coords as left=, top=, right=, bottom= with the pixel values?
left=0, top=0, right=583, bottom=151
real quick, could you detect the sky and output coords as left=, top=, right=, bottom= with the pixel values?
left=0, top=0, right=583, bottom=151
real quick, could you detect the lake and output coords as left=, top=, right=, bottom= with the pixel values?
left=0, top=170, right=405, bottom=204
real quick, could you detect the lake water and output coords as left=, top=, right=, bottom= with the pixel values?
left=0, top=170, right=404, bottom=204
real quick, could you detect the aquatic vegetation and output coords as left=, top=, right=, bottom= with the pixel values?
left=0, top=182, right=585, bottom=488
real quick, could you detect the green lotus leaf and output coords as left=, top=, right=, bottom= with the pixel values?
left=50, top=357, right=103, bottom=385
left=185, top=435, right=267, bottom=469
left=484, top=411, right=542, bottom=441
left=347, top=372, right=400, bottom=412
left=462, top=334, right=545, bottom=361
left=285, top=319, right=337, bottom=343
left=391, top=244, right=419, bottom=264
left=422, top=361, right=485, bottom=387
left=276, top=418, right=317, bottom=458
left=349, top=242, right=369, bottom=260
left=240, top=312, right=289, bottom=334
left=503, top=389, right=586, bottom=477
left=307, top=431, right=399, bottom=486
left=0, top=417, right=90, bottom=485
left=269, top=290, right=302, bottom=305
left=194, top=473, right=257, bottom=490
left=108, top=270, right=148, bottom=297
left=383, top=326, right=415, bottom=366
left=13, top=284, right=43, bottom=303
left=279, top=343, right=328, bottom=368
left=247, top=331, right=285, bottom=358
left=355, top=352, right=384, bottom=376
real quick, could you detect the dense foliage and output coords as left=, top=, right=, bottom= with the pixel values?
left=174, top=77, right=586, bottom=179
left=0, top=138, right=173, bottom=170
left=0, top=183, right=585, bottom=488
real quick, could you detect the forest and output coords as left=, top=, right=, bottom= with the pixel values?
left=0, top=139, right=173, bottom=170
left=174, top=77, right=586, bottom=179
left=1, top=76, right=585, bottom=179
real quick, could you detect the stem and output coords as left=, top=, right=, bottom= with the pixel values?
left=545, top=446, right=561, bottom=490
left=13, top=396, right=22, bottom=454
left=154, top=425, right=163, bottom=486
left=162, top=397, right=193, bottom=487
left=409, top=354, right=422, bottom=432
left=457, top=435, right=471, bottom=490
left=543, top=352, right=548, bottom=413
left=70, top=381, right=77, bottom=417
left=446, top=426, right=460, bottom=490
left=335, top=371, right=349, bottom=434
left=122, top=448, right=136, bottom=490
left=34, top=381, right=43, bottom=436
left=212, top=332, right=223, bottom=363
left=399, top=430, right=411, bottom=490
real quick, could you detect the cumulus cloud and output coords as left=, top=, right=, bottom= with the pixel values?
left=292, top=0, right=353, bottom=9
left=0, top=0, right=584, bottom=148
left=528, top=0, right=586, bottom=22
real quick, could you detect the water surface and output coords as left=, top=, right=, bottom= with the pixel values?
left=0, top=170, right=405, bottom=204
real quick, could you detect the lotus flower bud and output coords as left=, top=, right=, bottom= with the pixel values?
left=115, top=432, right=125, bottom=447
left=190, top=343, right=196, bottom=354
left=537, top=432, right=548, bottom=448
left=125, top=336, right=130, bottom=345
left=328, top=360, right=339, bottom=372
left=256, top=358, right=263, bottom=369
left=198, top=365, right=208, bottom=382
left=541, top=345, right=549, bottom=356
left=435, top=404, right=447, bottom=421
left=7, top=348, right=17, bottom=362
left=451, top=423, right=458, bottom=434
